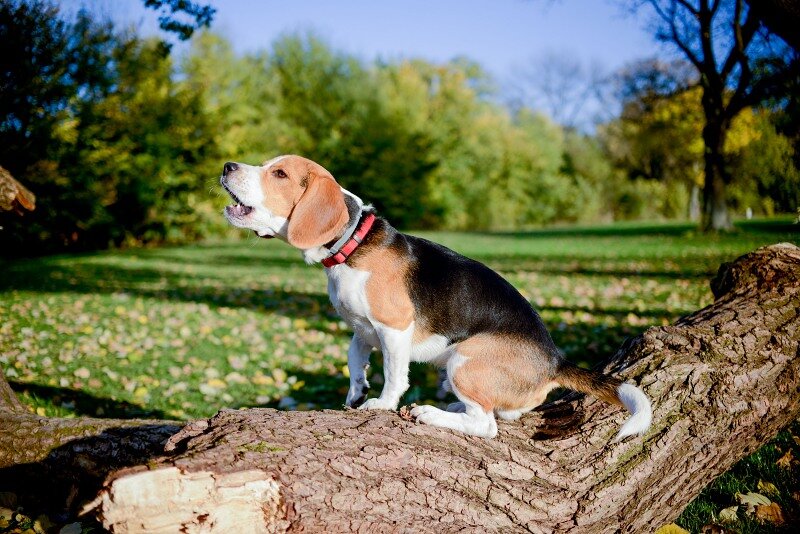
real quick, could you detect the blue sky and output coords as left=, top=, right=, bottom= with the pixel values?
left=62, top=0, right=659, bottom=77
left=60, top=0, right=662, bottom=128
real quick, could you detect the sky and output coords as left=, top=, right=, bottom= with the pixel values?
left=59, top=0, right=663, bottom=127
left=61, top=0, right=659, bottom=76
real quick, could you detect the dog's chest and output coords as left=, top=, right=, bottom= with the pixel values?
left=326, top=265, right=378, bottom=344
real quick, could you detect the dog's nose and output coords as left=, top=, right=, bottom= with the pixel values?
left=223, top=162, right=239, bottom=175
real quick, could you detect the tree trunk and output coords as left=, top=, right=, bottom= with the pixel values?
left=1, top=244, right=798, bottom=532
left=701, top=112, right=734, bottom=232
left=0, top=378, right=181, bottom=521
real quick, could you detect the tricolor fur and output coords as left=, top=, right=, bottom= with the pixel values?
left=221, top=155, right=652, bottom=439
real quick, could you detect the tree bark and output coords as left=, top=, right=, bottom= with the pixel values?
left=1, top=244, right=798, bottom=532
left=700, top=91, right=734, bottom=232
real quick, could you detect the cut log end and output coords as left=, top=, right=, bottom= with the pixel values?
left=91, top=467, right=288, bottom=534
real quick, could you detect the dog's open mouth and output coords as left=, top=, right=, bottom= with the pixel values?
left=222, top=183, right=254, bottom=217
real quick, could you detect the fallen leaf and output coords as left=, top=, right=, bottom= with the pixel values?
left=776, top=449, right=793, bottom=469
left=73, top=367, right=90, bottom=379
left=654, top=523, right=689, bottom=534
left=718, top=505, right=738, bottom=523
left=736, top=492, right=771, bottom=515
left=757, top=479, right=779, bottom=496
left=700, top=524, right=726, bottom=534
left=398, top=405, right=414, bottom=421
left=754, top=502, right=784, bottom=525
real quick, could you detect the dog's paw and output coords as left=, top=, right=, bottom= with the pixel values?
left=410, top=404, right=439, bottom=418
left=358, top=397, right=398, bottom=411
left=410, top=404, right=444, bottom=425
left=345, top=384, right=369, bottom=408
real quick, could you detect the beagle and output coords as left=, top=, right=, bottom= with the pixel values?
left=221, top=155, right=652, bottom=439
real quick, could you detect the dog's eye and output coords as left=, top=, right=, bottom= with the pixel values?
left=272, top=169, right=288, bottom=179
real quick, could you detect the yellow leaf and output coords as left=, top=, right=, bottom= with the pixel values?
left=133, top=386, right=149, bottom=398
left=757, top=480, right=779, bottom=496
left=341, top=365, right=350, bottom=378
left=35, top=407, right=47, bottom=416
left=206, top=378, right=226, bottom=389
left=272, top=368, right=287, bottom=384
left=736, top=492, right=771, bottom=515
left=776, top=449, right=793, bottom=469
left=719, top=505, right=739, bottom=523
left=251, top=373, right=273, bottom=386
left=654, top=524, right=689, bottom=534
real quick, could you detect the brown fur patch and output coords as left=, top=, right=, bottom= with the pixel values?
left=452, top=334, right=558, bottom=413
left=261, top=156, right=348, bottom=249
left=350, top=244, right=415, bottom=331
left=554, top=363, right=622, bottom=407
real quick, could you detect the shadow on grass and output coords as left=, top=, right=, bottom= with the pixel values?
left=10, top=380, right=168, bottom=419
left=0, top=259, right=339, bottom=322
left=477, top=218, right=798, bottom=239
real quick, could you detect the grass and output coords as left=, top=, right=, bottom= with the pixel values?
left=1, top=217, right=798, bottom=531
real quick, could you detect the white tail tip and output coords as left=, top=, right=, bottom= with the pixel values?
left=614, top=383, right=652, bottom=441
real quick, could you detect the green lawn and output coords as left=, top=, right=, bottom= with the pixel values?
left=1, top=218, right=798, bottom=532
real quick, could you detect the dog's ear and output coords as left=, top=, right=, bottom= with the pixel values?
left=287, top=170, right=348, bottom=249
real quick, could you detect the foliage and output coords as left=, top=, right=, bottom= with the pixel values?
left=142, top=0, right=215, bottom=41
left=1, top=2, right=798, bottom=255
left=0, top=1, right=222, bottom=253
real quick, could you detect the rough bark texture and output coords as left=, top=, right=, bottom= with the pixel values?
left=87, top=243, right=799, bottom=533
left=1, top=243, right=798, bottom=532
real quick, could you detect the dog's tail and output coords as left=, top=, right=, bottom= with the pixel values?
left=554, top=361, right=652, bottom=441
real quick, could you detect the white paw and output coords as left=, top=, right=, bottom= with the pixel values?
left=410, top=404, right=440, bottom=420
left=358, top=397, right=398, bottom=411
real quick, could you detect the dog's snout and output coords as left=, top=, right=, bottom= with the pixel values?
left=223, top=162, right=239, bottom=176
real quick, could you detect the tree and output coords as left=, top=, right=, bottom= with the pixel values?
left=508, top=51, right=613, bottom=131
left=1, top=244, right=798, bottom=531
left=635, top=0, right=800, bottom=231
left=141, top=0, right=215, bottom=42
left=603, top=57, right=800, bottom=219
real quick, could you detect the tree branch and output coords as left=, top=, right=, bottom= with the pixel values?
left=78, top=243, right=799, bottom=533
left=720, top=0, right=760, bottom=81
left=648, top=0, right=704, bottom=69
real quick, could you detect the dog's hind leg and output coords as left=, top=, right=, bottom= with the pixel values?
left=411, top=353, right=498, bottom=438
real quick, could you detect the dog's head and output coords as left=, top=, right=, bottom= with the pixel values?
left=220, top=155, right=350, bottom=249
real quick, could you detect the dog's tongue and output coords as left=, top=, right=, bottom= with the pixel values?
left=254, top=231, right=274, bottom=239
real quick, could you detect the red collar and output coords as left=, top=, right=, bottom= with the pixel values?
left=322, top=213, right=376, bottom=268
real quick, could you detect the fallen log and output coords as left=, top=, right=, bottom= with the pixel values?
left=1, top=243, right=799, bottom=532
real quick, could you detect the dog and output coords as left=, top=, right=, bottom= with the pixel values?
left=221, top=155, right=652, bottom=439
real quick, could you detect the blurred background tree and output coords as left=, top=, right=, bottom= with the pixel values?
left=0, top=0, right=797, bottom=255
left=631, top=0, right=800, bottom=231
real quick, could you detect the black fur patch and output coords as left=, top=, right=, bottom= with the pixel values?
left=348, top=217, right=560, bottom=354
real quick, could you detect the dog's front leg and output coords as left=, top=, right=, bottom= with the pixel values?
left=345, top=334, right=372, bottom=408
left=358, top=324, right=411, bottom=411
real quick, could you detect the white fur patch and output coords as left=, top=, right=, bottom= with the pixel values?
left=615, top=383, right=653, bottom=440
left=410, top=334, right=450, bottom=365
